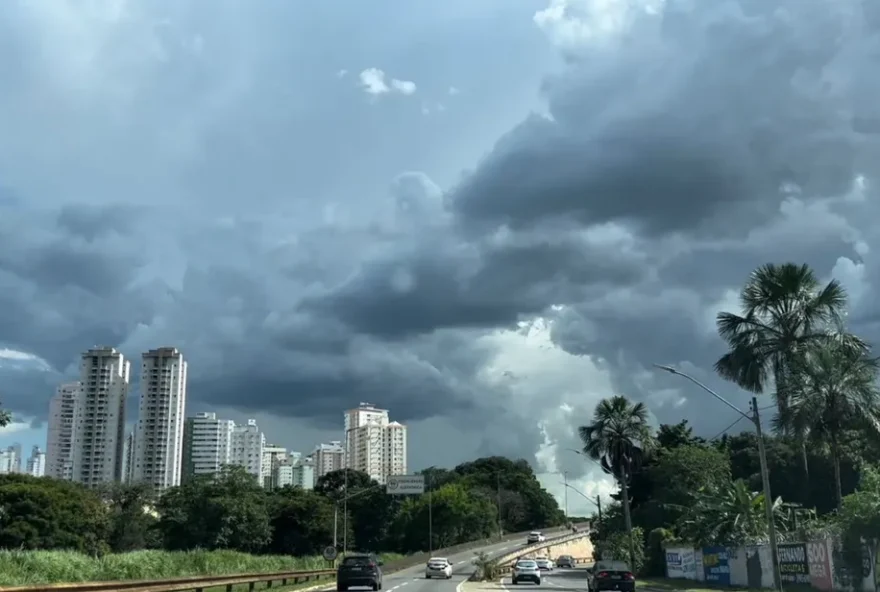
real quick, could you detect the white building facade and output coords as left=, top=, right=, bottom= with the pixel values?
left=312, top=441, right=345, bottom=478
left=0, top=445, right=21, bottom=474
left=26, top=446, right=46, bottom=477
left=132, top=348, right=187, bottom=492
left=262, top=444, right=287, bottom=488
left=182, top=412, right=234, bottom=481
left=231, top=419, right=265, bottom=483
left=292, top=458, right=315, bottom=489
left=344, top=403, right=407, bottom=484
left=71, top=347, right=130, bottom=488
left=46, top=382, right=80, bottom=480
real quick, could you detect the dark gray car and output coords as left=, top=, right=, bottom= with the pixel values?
left=337, top=554, right=383, bottom=591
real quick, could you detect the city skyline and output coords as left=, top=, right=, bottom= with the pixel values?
left=9, top=348, right=410, bottom=492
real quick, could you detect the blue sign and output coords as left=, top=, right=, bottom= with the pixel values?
left=702, top=546, right=731, bottom=586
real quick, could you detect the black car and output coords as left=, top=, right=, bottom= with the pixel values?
left=556, top=555, right=575, bottom=568
left=587, top=562, right=635, bottom=592
left=337, top=554, right=383, bottom=591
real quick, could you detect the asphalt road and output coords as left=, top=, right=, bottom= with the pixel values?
left=328, top=537, right=539, bottom=592
left=501, top=566, right=589, bottom=591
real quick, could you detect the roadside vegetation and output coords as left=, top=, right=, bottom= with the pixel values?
left=582, top=263, right=880, bottom=580
left=0, top=444, right=565, bottom=584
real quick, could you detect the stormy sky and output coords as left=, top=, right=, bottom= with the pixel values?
left=2, top=0, right=880, bottom=515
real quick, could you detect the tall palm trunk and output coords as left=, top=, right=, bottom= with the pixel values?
left=620, top=459, right=636, bottom=570
left=801, top=442, right=810, bottom=479
left=831, top=437, right=843, bottom=508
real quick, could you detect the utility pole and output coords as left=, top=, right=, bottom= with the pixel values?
left=753, top=397, right=784, bottom=592
left=428, top=472, right=433, bottom=554
left=497, top=472, right=503, bottom=540
left=596, top=495, right=602, bottom=524
left=653, top=365, right=783, bottom=592
left=563, top=471, right=569, bottom=520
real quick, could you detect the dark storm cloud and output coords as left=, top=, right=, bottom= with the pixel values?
left=56, top=204, right=140, bottom=242
left=453, top=0, right=880, bottom=239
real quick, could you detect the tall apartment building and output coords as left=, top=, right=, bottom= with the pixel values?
left=182, top=412, right=234, bottom=482
left=71, top=347, right=130, bottom=487
left=0, top=445, right=21, bottom=474
left=292, top=457, right=315, bottom=489
left=312, top=441, right=345, bottom=478
left=344, top=403, right=407, bottom=484
left=131, top=348, right=187, bottom=492
left=25, top=446, right=46, bottom=477
left=231, top=419, right=265, bottom=483
left=262, top=444, right=287, bottom=488
left=121, top=432, right=135, bottom=483
left=46, top=382, right=80, bottom=479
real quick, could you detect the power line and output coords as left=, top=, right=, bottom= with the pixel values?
left=710, top=415, right=746, bottom=441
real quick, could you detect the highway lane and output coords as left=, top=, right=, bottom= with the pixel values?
left=500, top=566, right=589, bottom=591
left=325, top=535, right=539, bottom=592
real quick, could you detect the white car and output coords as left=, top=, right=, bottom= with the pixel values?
left=512, top=559, right=542, bottom=585
left=527, top=531, right=545, bottom=544
left=535, top=557, right=553, bottom=571
left=425, top=557, right=452, bottom=579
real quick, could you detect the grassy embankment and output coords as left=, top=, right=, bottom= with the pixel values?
left=0, top=549, right=404, bottom=587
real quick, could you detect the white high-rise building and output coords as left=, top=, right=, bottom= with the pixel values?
left=231, top=419, right=265, bottom=483
left=71, top=347, right=130, bottom=487
left=25, top=446, right=46, bottom=477
left=312, top=441, right=345, bottom=478
left=262, top=444, right=287, bottom=488
left=46, top=382, right=80, bottom=480
left=292, top=457, right=315, bottom=489
left=344, top=403, right=407, bottom=484
left=182, top=412, right=234, bottom=481
left=132, top=348, right=187, bottom=492
left=0, top=444, right=21, bottom=474
left=121, top=432, right=135, bottom=483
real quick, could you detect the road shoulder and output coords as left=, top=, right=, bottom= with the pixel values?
left=460, top=580, right=506, bottom=592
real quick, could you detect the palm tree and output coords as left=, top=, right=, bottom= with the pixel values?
left=680, top=480, right=790, bottom=546
left=579, top=395, right=653, bottom=568
left=714, top=262, right=867, bottom=474
left=776, top=343, right=880, bottom=506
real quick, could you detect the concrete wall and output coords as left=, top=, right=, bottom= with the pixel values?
left=496, top=531, right=594, bottom=567
left=664, top=538, right=877, bottom=591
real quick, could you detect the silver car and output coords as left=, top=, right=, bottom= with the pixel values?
left=512, top=560, right=541, bottom=585
left=425, top=557, right=452, bottom=579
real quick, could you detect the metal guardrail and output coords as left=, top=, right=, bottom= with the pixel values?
left=497, top=557, right=593, bottom=574
left=0, top=523, right=590, bottom=592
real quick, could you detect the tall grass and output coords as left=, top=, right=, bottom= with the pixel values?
left=0, top=549, right=404, bottom=586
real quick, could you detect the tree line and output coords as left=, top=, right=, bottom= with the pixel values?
left=578, top=263, right=880, bottom=577
left=0, top=455, right=565, bottom=556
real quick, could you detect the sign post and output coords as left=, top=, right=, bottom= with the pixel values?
left=323, top=545, right=338, bottom=569
left=386, top=475, right=426, bottom=495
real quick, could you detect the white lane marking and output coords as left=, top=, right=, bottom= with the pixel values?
left=456, top=560, right=466, bottom=565
left=455, top=579, right=465, bottom=592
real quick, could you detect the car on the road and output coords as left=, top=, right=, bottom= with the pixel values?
left=512, top=559, right=542, bottom=585
left=586, top=560, right=635, bottom=592
left=337, top=553, right=383, bottom=591
left=556, top=555, right=575, bottom=568
left=527, top=531, right=545, bottom=544
left=425, top=557, right=452, bottom=579
left=535, top=557, right=554, bottom=571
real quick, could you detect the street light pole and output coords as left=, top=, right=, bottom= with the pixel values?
left=653, top=364, right=783, bottom=592
left=563, top=471, right=569, bottom=520
left=497, top=472, right=503, bottom=540
left=428, top=472, right=433, bottom=554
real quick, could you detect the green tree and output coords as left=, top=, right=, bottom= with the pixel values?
left=714, top=262, right=865, bottom=475
left=453, top=456, right=563, bottom=531
left=679, top=479, right=789, bottom=546
left=99, top=482, right=159, bottom=552
left=579, top=395, right=653, bottom=568
left=778, top=343, right=880, bottom=506
left=0, top=475, right=109, bottom=554
left=268, top=486, right=335, bottom=556
left=389, top=483, right=496, bottom=551
left=155, top=465, right=271, bottom=552
left=314, top=469, right=397, bottom=551
left=0, top=403, right=10, bottom=427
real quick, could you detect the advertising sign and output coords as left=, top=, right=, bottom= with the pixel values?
left=666, top=548, right=697, bottom=579
left=778, top=543, right=810, bottom=584
left=702, top=546, right=731, bottom=586
left=386, top=474, right=425, bottom=495
left=807, top=540, right=833, bottom=591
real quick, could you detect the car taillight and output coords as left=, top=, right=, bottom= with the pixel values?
left=368, top=563, right=376, bottom=568
left=597, top=572, right=609, bottom=578
left=623, top=573, right=634, bottom=580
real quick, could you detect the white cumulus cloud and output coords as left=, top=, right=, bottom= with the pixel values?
left=359, top=68, right=417, bottom=96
